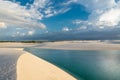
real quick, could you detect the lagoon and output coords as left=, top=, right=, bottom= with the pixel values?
left=25, top=48, right=120, bottom=80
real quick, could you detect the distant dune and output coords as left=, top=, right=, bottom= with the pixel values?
left=34, top=40, right=120, bottom=50
left=0, top=40, right=120, bottom=50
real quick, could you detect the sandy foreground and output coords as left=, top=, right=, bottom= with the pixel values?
left=0, top=42, right=78, bottom=80
left=0, top=48, right=76, bottom=80
left=0, top=41, right=120, bottom=80
left=17, top=53, right=76, bottom=80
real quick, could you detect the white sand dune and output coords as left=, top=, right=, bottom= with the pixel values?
left=0, top=47, right=76, bottom=80
left=35, top=41, right=120, bottom=50
left=0, top=43, right=36, bottom=48
left=1, top=40, right=120, bottom=50
left=17, top=53, right=76, bottom=80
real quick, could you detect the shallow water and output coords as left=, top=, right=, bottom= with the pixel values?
left=25, top=48, right=120, bottom=80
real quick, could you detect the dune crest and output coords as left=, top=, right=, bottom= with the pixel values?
left=17, top=52, right=76, bottom=80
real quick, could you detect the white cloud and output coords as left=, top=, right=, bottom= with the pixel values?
left=89, top=1, right=120, bottom=28
left=33, top=0, right=49, bottom=9
left=32, top=0, right=71, bottom=18
left=0, top=22, right=6, bottom=28
left=8, top=0, right=72, bottom=27
left=0, top=0, right=74, bottom=39
left=12, top=31, right=26, bottom=37
left=62, top=27, right=70, bottom=31
left=72, top=0, right=120, bottom=29
left=73, top=20, right=83, bottom=25
left=97, top=8, right=120, bottom=27
left=0, top=0, right=46, bottom=29
left=72, top=20, right=92, bottom=25
left=77, top=26, right=87, bottom=30
left=62, top=0, right=78, bottom=5
left=78, top=0, right=116, bottom=11
left=28, top=30, right=34, bottom=36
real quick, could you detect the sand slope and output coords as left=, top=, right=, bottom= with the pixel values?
left=17, top=53, right=76, bottom=80
left=0, top=47, right=76, bottom=80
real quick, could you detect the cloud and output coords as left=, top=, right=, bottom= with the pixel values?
left=32, top=28, right=120, bottom=41
left=72, top=20, right=92, bottom=25
left=0, top=22, right=6, bottom=28
left=32, top=0, right=72, bottom=18
left=72, top=20, right=83, bottom=25
left=0, top=0, right=46, bottom=29
left=62, top=27, right=70, bottom=31
left=12, top=31, right=26, bottom=37
left=97, top=8, right=120, bottom=27
left=33, top=0, right=49, bottom=9
left=28, top=30, right=34, bottom=36
left=71, top=0, right=120, bottom=29
left=78, top=0, right=116, bottom=11
left=77, top=26, right=87, bottom=30
left=0, top=0, right=73, bottom=29
left=0, top=0, right=74, bottom=40
left=11, top=29, right=35, bottom=37
left=62, top=0, right=78, bottom=5
left=90, top=1, right=120, bottom=28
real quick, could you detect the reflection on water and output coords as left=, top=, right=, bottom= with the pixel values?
left=25, top=48, right=120, bottom=80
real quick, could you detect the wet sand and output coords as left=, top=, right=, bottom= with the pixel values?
left=0, top=48, right=25, bottom=80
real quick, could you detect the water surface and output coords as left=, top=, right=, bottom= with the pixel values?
left=25, top=48, right=120, bottom=80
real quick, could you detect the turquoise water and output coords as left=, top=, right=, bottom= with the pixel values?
left=25, top=48, right=120, bottom=80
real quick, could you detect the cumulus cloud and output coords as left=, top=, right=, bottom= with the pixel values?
left=97, top=8, right=120, bottom=27
left=0, top=0, right=73, bottom=29
left=78, top=0, right=116, bottom=11
left=0, top=0, right=46, bottom=29
left=0, top=0, right=74, bottom=39
left=71, top=0, right=120, bottom=29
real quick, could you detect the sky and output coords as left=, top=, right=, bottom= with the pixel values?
left=0, top=0, right=120, bottom=41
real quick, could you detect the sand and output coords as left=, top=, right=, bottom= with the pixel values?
left=0, top=41, right=120, bottom=80
left=0, top=48, right=76, bottom=80
left=0, top=48, right=25, bottom=80
left=1, top=41, right=120, bottom=50
left=34, top=41, right=120, bottom=50
left=17, top=53, right=76, bottom=80
left=0, top=43, right=77, bottom=80
left=0, top=42, right=36, bottom=48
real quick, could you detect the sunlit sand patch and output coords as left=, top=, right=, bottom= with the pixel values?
left=17, top=52, right=77, bottom=80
